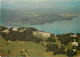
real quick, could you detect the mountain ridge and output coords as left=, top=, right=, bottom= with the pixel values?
left=1, top=8, right=74, bottom=26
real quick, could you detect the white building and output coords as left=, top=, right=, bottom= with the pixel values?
left=12, top=28, right=18, bottom=31
left=72, top=42, right=78, bottom=46
left=71, top=34, right=78, bottom=37
left=18, top=29, right=24, bottom=32
left=18, top=28, right=26, bottom=32
left=2, top=29, right=9, bottom=33
left=33, top=31, right=51, bottom=37
left=33, top=31, right=39, bottom=34
left=33, top=31, right=43, bottom=35
left=43, top=32, right=51, bottom=37
left=23, top=28, right=26, bottom=31
left=38, top=31, right=44, bottom=35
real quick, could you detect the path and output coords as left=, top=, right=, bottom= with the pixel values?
left=26, top=53, right=29, bottom=57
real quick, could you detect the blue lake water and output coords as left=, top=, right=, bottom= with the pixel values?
left=0, top=14, right=80, bottom=34
left=29, top=14, right=80, bottom=34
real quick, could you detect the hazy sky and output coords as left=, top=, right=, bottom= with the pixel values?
left=1, top=0, right=80, bottom=2
left=1, top=0, right=80, bottom=12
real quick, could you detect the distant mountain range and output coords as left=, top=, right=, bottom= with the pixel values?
left=1, top=8, right=74, bottom=26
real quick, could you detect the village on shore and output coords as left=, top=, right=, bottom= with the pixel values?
left=1, top=26, right=79, bottom=45
left=0, top=26, right=80, bottom=57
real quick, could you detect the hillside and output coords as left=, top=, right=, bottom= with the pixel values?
left=0, top=26, right=80, bottom=57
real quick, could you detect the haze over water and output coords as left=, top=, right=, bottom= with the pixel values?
left=1, top=0, right=80, bottom=34
left=30, top=14, right=80, bottom=34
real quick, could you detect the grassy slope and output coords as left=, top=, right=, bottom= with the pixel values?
left=0, top=40, right=68, bottom=57
left=76, top=37, right=80, bottom=57
left=33, top=34, right=48, bottom=40
left=1, top=34, right=75, bottom=57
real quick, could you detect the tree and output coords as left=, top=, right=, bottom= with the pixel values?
left=57, top=45, right=65, bottom=54
left=77, top=33, right=80, bottom=37
left=66, top=49, right=77, bottom=57
left=77, top=43, right=80, bottom=50
left=0, top=26, right=7, bottom=31
left=46, top=43, right=58, bottom=51
left=0, top=35, right=7, bottom=46
left=53, top=49, right=57, bottom=55
left=56, top=33, right=74, bottom=45
left=32, top=36, right=43, bottom=44
left=45, top=37, right=56, bottom=43
left=5, top=27, right=37, bottom=41
left=53, top=45, right=65, bottom=55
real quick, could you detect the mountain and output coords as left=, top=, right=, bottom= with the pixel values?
left=0, top=8, right=25, bottom=20
left=0, top=8, right=74, bottom=26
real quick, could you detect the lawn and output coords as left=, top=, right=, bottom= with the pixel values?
left=33, top=34, right=48, bottom=40
left=0, top=41, right=68, bottom=57
left=0, top=34, right=71, bottom=57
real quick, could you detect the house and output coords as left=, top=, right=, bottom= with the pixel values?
left=72, top=42, right=78, bottom=46
left=18, top=28, right=26, bottom=32
left=23, top=28, right=26, bottom=31
left=12, top=28, right=18, bottom=31
left=2, top=29, right=9, bottom=33
left=33, top=31, right=43, bottom=35
left=38, top=31, right=44, bottom=35
left=20, top=27, right=26, bottom=30
left=73, top=49, right=76, bottom=52
left=43, top=32, right=51, bottom=37
left=18, top=29, right=24, bottom=32
left=22, top=48, right=26, bottom=52
left=71, top=34, right=78, bottom=37
left=33, top=31, right=51, bottom=37
left=33, top=31, right=38, bottom=34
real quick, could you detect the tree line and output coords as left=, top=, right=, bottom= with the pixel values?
left=46, top=43, right=77, bottom=57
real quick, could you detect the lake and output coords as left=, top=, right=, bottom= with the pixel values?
left=29, top=14, right=80, bottom=34
left=0, top=14, right=80, bottom=34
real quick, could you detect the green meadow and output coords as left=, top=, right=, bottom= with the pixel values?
left=0, top=41, right=68, bottom=57
left=0, top=33, right=79, bottom=57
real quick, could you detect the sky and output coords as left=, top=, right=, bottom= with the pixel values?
left=1, top=0, right=80, bottom=12
left=0, top=0, right=80, bottom=2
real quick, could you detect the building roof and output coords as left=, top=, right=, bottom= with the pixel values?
left=72, top=42, right=78, bottom=46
